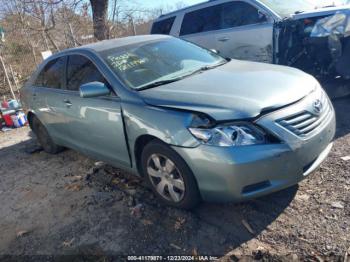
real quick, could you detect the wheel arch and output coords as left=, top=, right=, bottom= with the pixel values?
left=27, top=111, right=36, bottom=130
left=134, top=134, right=163, bottom=177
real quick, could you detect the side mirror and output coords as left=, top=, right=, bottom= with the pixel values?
left=79, top=81, right=110, bottom=98
left=210, top=49, right=220, bottom=54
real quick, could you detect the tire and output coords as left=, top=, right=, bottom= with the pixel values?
left=32, top=116, right=64, bottom=154
left=141, top=140, right=201, bottom=209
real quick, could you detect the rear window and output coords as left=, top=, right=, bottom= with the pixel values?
left=35, top=57, right=65, bottom=89
left=151, top=17, right=176, bottom=35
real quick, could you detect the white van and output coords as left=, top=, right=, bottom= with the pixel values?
left=150, top=0, right=350, bottom=78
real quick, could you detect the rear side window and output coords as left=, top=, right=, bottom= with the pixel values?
left=221, top=1, right=266, bottom=29
left=66, top=55, right=107, bottom=91
left=180, top=1, right=265, bottom=36
left=35, top=57, right=65, bottom=89
left=180, top=5, right=221, bottom=36
left=151, top=17, right=176, bottom=35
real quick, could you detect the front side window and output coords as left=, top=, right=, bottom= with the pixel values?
left=151, top=17, right=176, bottom=35
left=221, top=1, right=266, bottom=29
left=100, top=38, right=226, bottom=90
left=180, top=1, right=266, bottom=36
left=66, top=55, right=107, bottom=91
left=35, top=57, right=65, bottom=89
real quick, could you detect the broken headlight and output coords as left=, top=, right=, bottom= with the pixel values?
left=188, top=122, right=267, bottom=147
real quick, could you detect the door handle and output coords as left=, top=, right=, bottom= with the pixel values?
left=63, top=99, right=72, bottom=107
left=218, top=37, right=229, bottom=42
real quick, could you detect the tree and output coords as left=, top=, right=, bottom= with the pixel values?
left=90, top=0, right=108, bottom=40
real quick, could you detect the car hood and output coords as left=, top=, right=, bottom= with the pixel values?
left=139, top=60, right=317, bottom=121
left=292, top=5, right=350, bottom=20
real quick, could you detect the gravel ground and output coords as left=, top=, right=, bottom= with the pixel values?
left=0, top=95, right=349, bottom=261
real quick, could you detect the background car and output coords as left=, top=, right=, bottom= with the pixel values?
left=151, top=0, right=350, bottom=79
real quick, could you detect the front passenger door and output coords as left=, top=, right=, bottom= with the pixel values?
left=215, top=1, right=274, bottom=63
left=63, top=54, right=130, bottom=167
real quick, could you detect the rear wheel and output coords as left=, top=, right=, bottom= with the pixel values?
left=141, top=140, right=201, bottom=209
left=32, top=116, right=64, bottom=154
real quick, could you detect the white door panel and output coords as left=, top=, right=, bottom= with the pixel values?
left=215, top=23, right=274, bottom=63
left=182, top=32, right=218, bottom=51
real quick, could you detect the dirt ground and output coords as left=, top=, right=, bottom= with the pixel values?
left=0, top=94, right=349, bottom=261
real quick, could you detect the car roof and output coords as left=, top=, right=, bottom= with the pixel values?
left=154, top=0, right=281, bottom=21
left=156, top=0, right=210, bottom=20
left=69, top=34, right=172, bottom=53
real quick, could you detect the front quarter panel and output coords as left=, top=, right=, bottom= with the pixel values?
left=122, top=100, right=201, bottom=164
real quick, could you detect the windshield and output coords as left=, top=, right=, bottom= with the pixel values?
left=100, top=38, right=226, bottom=90
left=259, top=0, right=316, bottom=17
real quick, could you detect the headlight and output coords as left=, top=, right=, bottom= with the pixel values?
left=188, top=123, right=266, bottom=147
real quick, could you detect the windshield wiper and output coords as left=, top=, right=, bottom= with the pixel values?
left=137, top=61, right=228, bottom=91
left=137, top=77, right=184, bottom=91
left=187, top=61, right=228, bottom=76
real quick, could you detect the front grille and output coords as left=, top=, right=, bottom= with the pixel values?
left=277, top=91, right=332, bottom=137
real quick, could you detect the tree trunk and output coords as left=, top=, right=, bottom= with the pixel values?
left=90, top=0, right=109, bottom=41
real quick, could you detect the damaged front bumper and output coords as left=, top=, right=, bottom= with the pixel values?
left=172, top=89, right=336, bottom=202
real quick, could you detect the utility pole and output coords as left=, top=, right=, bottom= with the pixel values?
left=0, top=55, right=16, bottom=100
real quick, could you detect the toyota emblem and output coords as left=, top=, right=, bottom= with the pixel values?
left=313, top=99, right=323, bottom=114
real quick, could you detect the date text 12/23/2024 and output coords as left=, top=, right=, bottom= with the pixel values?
left=127, top=255, right=219, bottom=261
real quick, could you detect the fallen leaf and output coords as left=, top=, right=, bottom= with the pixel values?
left=94, top=161, right=104, bottom=167
left=192, top=248, right=198, bottom=256
left=71, top=176, right=83, bottom=182
left=344, top=246, right=350, bottom=262
left=331, top=201, right=344, bottom=209
left=287, top=254, right=298, bottom=261
left=242, top=219, right=255, bottom=235
left=62, top=238, right=75, bottom=247
left=341, top=156, right=350, bottom=161
left=170, top=243, right=181, bottom=250
left=65, top=183, right=82, bottom=192
left=111, top=178, right=120, bottom=184
left=130, top=203, right=143, bottom=217
left=295, top=194, right=310, bottom=201
left=141, top=219, right=153, bottom=226
left=16, top=230, right=29, bottom=238
left=174, top=217, right=186, bottom=230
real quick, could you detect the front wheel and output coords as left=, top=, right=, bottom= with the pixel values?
left=141, top=140, right=201, bottom=209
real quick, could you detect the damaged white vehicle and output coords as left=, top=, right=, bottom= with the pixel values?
left=151, top=0, right=350, bottom=79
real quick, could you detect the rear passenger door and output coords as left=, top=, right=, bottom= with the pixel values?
left=33, top=56, right=72, bottom=144
left=63, top=54, right=130, bottom=167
